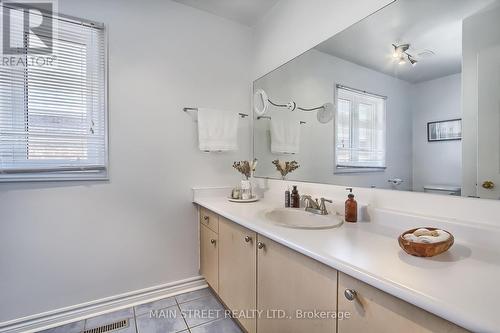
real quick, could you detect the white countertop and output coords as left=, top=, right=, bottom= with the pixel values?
left=194, top=195, right=500, bottom=333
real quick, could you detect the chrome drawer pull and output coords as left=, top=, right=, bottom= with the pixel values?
left=344, top=289, right=357, bottom=301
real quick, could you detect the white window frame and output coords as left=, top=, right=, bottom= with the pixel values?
left=334, top=84, right=386, bottom=174
left=0, top=10, right=109, bottom=182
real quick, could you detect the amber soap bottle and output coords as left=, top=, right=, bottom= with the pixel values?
left=345, top=188, right=357, bottom=223
left=291, top=185, right=300, bottom=208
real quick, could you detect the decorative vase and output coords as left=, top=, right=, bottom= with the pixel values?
left=240, top=179, right=252, bottom=200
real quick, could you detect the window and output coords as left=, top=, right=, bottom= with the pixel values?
left=0, top=7, right=107, bottom=181
left=335, top=85, right=386, bottom=172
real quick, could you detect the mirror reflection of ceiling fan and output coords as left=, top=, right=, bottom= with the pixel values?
left=392, top=43, right=435, bottom=66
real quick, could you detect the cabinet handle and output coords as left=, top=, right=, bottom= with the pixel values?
left=210, top=239, right=216, bottom=245
left=245, top=236, right=252, bottom=243
left=257, top=242, right=265, bottom=250
left=344, top=289, right=357, bottom=301
left=204, top=216, right=209, bottom=222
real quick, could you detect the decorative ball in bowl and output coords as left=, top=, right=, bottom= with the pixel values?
left=398, top=227, right=454, bottom=257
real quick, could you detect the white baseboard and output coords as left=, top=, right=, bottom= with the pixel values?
left=0, top=276, right=207, bottom=333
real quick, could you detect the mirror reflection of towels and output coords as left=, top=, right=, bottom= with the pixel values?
left=270, top=117, right=300, bottom=154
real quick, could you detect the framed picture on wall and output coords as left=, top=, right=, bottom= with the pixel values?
left=427, top=119, right=462, bottom=142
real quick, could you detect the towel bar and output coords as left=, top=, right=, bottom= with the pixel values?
left=257, top=116, right=306, bottom=125
left=183, top=107, right=248, bottom=118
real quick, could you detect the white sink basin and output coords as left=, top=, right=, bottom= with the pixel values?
left=264, top=208, right=344, bottom=229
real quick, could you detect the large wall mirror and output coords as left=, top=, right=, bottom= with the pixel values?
left=253, top=0, right=500, bottom=200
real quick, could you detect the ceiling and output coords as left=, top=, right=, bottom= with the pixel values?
left=315, top=0, right=496, bottom=83
left=172, top=0, right=280, bottom=27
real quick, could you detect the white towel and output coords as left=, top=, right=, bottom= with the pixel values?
left=197, top=108, right=239, bottom=152
left=270, top=117, right=300, bottom=154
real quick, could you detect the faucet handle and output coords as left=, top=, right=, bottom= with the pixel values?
left=319, top=198, right=332, bottom=215
left=320, top=198, right=333, bottom=204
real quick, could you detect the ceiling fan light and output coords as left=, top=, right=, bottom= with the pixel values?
left=392, top=44, right=402, bottom=58
left=392, top=43, right=418, bottom=67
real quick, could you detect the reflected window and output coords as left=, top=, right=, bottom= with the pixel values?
left=335, top=86, right=386, bottom=172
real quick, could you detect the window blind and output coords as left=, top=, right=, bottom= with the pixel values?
left=0, top=7, right=107, bottom=180
left=335, top=85, right=386, bottom=170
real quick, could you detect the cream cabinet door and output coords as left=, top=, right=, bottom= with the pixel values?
left=200, top=224, right=218, bottom=292
left=338, top=272, right=469, bottom=333
left=219, top=217, right=257, bottom=333
left=257, top=235, right=337, bottom=333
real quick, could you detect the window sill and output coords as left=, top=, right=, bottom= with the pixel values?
left=334, top=167, right=386, bottom=174
left=0, top=170, right=108, bottom=183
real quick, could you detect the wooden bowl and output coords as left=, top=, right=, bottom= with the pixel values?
left=398, top=227, right=454, bottom=257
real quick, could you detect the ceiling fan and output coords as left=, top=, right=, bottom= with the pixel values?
left=392, top=43, right=418, bottom=66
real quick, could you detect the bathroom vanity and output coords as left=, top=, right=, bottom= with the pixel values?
left=194, top=195, right=487, bottom=333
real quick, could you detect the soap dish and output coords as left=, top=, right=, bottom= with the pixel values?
left=398, top=227, right=454, bottom=257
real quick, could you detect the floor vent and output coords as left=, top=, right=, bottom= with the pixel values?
left=82, top=319, right=129, bottom=333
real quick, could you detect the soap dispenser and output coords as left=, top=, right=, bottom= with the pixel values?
left=291, top=185, right=300, bottom=208
left=285, top=186, right=291, bottom=208
left=345, top=188, right=357, bottom=223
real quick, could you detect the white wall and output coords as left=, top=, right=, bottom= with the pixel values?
left=254, top=49, right=413, bottom=190
left=0, top=0, right=252, bottom=323
left=252, top=0, right=394, bottom=78
left=412, top=74, right=462, bottom=192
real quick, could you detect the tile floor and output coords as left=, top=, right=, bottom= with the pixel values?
left=39, top=288, right=243, bottom=333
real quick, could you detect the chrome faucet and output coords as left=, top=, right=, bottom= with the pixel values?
left=300, top=195, right=332, bottom=215
left=301, top=195, right=319, bottom=210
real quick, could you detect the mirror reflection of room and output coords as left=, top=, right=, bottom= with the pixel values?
left=253, top=0, right=500, bottom=199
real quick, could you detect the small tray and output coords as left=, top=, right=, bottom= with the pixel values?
left=398, top=227, right=454, bottom=257
left=228, top=197, right=259, bottom=203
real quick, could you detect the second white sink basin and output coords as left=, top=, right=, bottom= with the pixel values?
left=264, top=208, right=344, bottom=229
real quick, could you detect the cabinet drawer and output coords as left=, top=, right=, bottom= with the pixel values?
left=200, top=224, right=218, bottom=292
left=338, top=272, right=468, bottom=333
left=200, top=207, right=219, bottom=233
